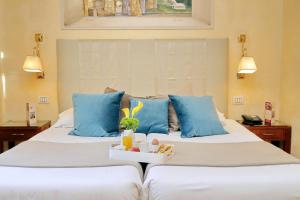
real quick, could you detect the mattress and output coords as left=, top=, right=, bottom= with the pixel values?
left=144, top=119, right=300, bottom=200
left=0, top=126, right=145, bottom=200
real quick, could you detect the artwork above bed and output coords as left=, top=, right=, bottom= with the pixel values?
left=62, top=0, right=214, bottom=29
left=57, top=39, right=228, bottom=113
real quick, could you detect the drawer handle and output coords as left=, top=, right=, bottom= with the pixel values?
left=263, top=133, right=274, bottom=136
left=11, top=133, right=25, bottom=136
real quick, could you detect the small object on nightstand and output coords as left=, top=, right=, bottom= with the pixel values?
left=0, top=120, right=51, bottom=153
left=242, top=114, right=263, bottom=126
left=264, top=102, right=273, bottom=126
left=26, top=103, right=37, bottom=126
left=238, top=120, right=291, bottom=153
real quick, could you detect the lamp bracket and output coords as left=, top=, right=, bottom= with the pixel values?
left=37, top=71, right=45, bottom=79
left=35, top=33, right=44, bottom=43
left=238, top=34, right=246, bottom=43
left=238, top=34, right=247, bottom=57
left=237, top=73, right=245, bottom=79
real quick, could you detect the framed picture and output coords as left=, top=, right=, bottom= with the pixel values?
left=62, top=0, right=214, bottom=29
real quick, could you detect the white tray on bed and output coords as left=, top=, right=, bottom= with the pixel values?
left=109, top=145, right=174, bottom=164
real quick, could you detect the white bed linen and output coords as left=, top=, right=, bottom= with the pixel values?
left=31, top=126, right=147, bottom=143
left=0, top=127, right=145, bottom=200
left=147, top=119, right=261, bottom=143
left=0, top=166, right=141, bottom=200
left=144, top=119, right=300, bottom=200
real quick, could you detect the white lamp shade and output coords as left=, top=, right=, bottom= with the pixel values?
left=238, top=57, right=257, bottom=74
left=23, top=56, right=43, bottom=72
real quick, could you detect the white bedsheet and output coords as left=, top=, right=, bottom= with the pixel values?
left=144, top=119, right=300, bottom=200
left=0, top=127, right=145, bottom=200
left=0, top=166, right=141, bottom=200
left=31, top=126, right=147, bottom=143
left=147, top=119, right=261, bottom=143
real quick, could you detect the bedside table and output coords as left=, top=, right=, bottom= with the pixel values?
left=0, top=120, right=51, bottom=153
left=238, top=121, right=291, bottom=153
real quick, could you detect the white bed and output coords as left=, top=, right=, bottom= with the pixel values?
left=0, top=126, right=145, bottom=200
left=144, top=120, right=300, bottom=200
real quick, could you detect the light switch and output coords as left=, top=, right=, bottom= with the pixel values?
left=39, top=96, right=49, bottom=104
left=232, top=96, right=244, bottom=105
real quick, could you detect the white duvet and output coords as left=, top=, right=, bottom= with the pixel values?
left=0, top=127, right=145, bottom=200
left=144, top=120, right=300, bottom=200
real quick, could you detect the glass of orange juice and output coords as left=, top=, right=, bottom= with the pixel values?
left=123, top=135, right=133, bottom=150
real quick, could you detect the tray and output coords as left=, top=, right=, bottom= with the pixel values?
left=109, top=144, right=174, bottom=164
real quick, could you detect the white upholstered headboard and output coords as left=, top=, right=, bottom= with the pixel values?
left=57, top=39, right=228, bottom=113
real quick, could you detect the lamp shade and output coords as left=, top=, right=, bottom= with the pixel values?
left=23, top=56, right=43, bottom=72
left=238, top=57, right=257, bottom=74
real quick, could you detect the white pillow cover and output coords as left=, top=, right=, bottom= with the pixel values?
left=54, top=107, right=226, bottom=129
left=54, top=108, right=74, bottom=128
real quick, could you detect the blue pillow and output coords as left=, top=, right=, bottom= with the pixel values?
left=69, top=92, right=124, bottom=137
left=169, top=95, right=227, bottom=138
left=130, top=98, right=169, bottom=134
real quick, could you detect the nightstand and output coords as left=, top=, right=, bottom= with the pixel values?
left=0, top=120, right=51, bottom=153
left=238, top=121, right=291, bottom=153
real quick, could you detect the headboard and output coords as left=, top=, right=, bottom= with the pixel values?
left=57, top=39, right=228, bottom=113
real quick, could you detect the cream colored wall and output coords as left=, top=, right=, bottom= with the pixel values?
left=281, top=0, right=300, bottom=157
left=1, top=0, right=283, bottom=125
left=0, top=1, right=5, bottom=123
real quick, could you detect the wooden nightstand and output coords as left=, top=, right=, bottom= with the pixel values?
left=238, top=121, right=291, bottom=153
left=0, top=120, right=51, bottom=153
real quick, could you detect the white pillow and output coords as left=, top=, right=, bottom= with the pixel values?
left=216, top=109, right=226, bottom=124
left=54, top=108, right=226, bottom=128
left=54, top=108, right=74, bottom=128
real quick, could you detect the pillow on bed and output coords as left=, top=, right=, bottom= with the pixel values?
left=69, top=92, right=124, bottom=137
left=54, top=108, right=74, bottom=128
left=147, top=95, right=180, bottom=132
left=169, top=95, right=227, bottom=138
left=216, top=109, right=226, bottom=124
left=104, top=87, right=131, bottom=119
left=130, top=98, right=169, bottom=134
left=104, top=87, right=180, bottom=132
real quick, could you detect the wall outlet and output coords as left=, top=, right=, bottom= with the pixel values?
left=232, top=96, right=244, bottom=105
left=39, top=96, right=49, bottom=104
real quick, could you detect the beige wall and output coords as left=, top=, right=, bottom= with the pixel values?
left=1, top=0, right=284, bottom=122
left=0, top=1, right=5, bottom=123
left=281, top=0, right=300, bottom=157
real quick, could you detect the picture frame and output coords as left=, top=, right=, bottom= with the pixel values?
left=62, top=0, right=214, bottom=30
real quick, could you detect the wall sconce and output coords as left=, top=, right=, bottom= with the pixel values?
left=237, top=34, right=257, bottom=79
left=23, top=33, right=45, bottom=79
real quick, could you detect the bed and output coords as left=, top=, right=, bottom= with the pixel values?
left=143, top=119, right=300, bottom=200
left=0, top=125, right=145, bottom=200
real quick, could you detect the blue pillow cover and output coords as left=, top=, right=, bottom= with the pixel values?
left=130, top=98, right=169, bottom=134
left=69, top=92, right=124, bottom=137
left=169, top=95, right=227, bottom=138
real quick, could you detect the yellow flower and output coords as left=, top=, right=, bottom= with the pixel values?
left=122, top=108, right=130, bottom=118
left=131, top=101, right=144, bottom=117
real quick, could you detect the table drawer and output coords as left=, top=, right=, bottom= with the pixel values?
left=251, top=129, right=285, bottom=140
left=0, top=130, right=38, bottom=141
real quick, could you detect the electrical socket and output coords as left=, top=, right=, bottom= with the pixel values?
left=232, top=96, right=244, bottom=105
left=39, top=96, right=49, bottom=104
